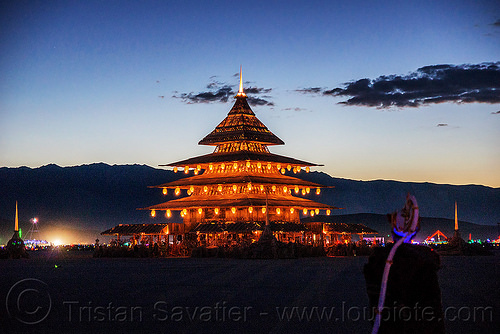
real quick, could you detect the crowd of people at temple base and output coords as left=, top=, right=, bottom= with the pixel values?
left=92, top=235, right=379, bottom=258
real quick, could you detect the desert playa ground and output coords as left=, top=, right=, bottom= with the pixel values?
left=2, top=251, right=498, bottom=334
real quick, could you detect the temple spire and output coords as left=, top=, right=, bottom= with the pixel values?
left=15, top=201, right=18, bottom=232
left=454, top=201, right=458, bottom=230
left=236, top=65, right=246, bottom=97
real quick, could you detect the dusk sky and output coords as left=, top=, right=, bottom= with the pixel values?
left=1, top=0, right=499, bottom=187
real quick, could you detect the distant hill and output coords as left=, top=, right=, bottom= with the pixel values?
left=1, top=163, right=499, bottom=243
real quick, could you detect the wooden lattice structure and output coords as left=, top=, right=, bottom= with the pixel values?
left=141, top=70, right=338, bottom=246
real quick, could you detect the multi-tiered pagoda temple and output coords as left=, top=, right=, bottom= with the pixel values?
left=141, top=69, right=337, bottom=246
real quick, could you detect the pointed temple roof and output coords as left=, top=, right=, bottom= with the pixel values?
left=198, top=95, right=285, bottom=146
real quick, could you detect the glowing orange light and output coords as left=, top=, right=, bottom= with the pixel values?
left=303, top=208, right=308, bottom=215
left=175, top=187, right=180, bottom=196
left=306, top=166, right=310, bottom=173
left=217, top=185, right=222, bottom=192
left=326, top=209, right=331, bottom=215
left=247, top=182, right=252, bottom=190
left=281, top=168, right=286, bottom=174
left=194, top=169, right=199, bottom=175
left=283, top=186, right=288, bottom=193
left=214, top=208, right=219, bottom=215
left=233, top=162, right=238, bottom=169
left=311, top=210, right=315, bottom=217
left=166, top=209, right=171, bottom=218
left=204, top=186, right=208, bottom=193
left=277, top=164, right=281, bottom=170
left=295, top=186, right=299, bottom=193
left=276, top=208, right=281, bottom=215
left=272, top=185, right=276, bottom=192
left=248, top=207, right=253, bottom=213
left=151, top=210, right=156, bottom=217
left=290, top=208, right=294, bottom=214
left=231, top=207, right=236, bottom=214
left=189, top=186, right=194, bottom=193
left=173, top=167, right=178, bottom=173
left=316, top=188, right=321, bottom=195
left=233, top=184, right=237, bottom=192
left=198, top=208, right=202, bottom=215
left=293, top=167, right=297, bottom=174
left=246, top=161, right=251, bottom=168
left=306, top=187, right=310, bottom=194
left=287, top=164, right=291, bottom=171
left=301, top=189, right=306, bottom=195
left=209, top=164, right=213, bottom=171
left=184, top=166, right=189, bottom=174
left=197, top=165, right=201, bottom=170
left=182, top=209, right=187, bottom=215
left=315, top=208, right=319, bottom=214
left=221, top=163, right=225, bottom=170
left=262, top=207, right=266, bottom=214
left=267, top=163, right=271, bottom=170
left=260, top=185, right=264, bottom=192
left=257, top=162, right=261, bottom=169
left=162, top=188, right=167, bottom=195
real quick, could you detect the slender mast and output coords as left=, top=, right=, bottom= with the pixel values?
left=454, top=201, right=458, bottom=230
left=236, top=65, right=246, bottom=97
left=15, top=201, right=18, bottom=232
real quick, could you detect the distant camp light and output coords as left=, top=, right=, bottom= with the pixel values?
left=162, top=188, right=167, bottom=195
left=151, top=210, right=156, bottom=217
left=326, top=209, right=331, bottom=215
left=316, top=188, right=321, bottom=195
left=173, top=167, right=178, bottom=173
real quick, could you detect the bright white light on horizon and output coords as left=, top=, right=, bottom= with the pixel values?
left=53, top=239, right=63, bottom=246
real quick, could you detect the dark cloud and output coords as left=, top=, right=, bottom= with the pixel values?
left=491, top=19, right=500, bottom=27
left=492, top=110, right=500, bottom=115
left=282, top=107, right=307, bottom=112
left=307, top=62, right=500, bottom=108
left=295, top=87, right=323, bottom=94
left=173, top=79, right=274, bottom=106
left=436, top=123, right=448, bottom=127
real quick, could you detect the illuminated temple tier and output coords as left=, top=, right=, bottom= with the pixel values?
left=143, top=71, right=337, bottom=244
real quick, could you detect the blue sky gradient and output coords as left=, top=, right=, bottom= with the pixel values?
left=1, top=0, right=499, bottom=186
